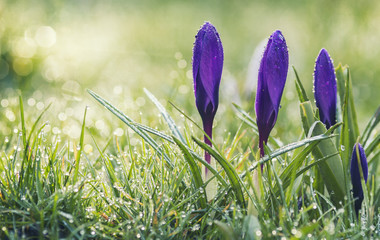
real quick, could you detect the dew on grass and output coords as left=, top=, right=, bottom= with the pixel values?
left=1, top=99, right=9, bottom=107
left=192, top=224, right=200, bottom=231
left=255, top=230, right=262, bottom=237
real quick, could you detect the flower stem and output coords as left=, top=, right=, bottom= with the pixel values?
left=259, top=138, right=265, bottom=170
left=203, top=118, right=213, bottom=174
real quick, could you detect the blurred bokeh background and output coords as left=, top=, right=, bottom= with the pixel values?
left=0, top=0, right=379, bottom=146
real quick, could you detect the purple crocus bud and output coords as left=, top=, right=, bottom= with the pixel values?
left=255, top=30, right=288, bottom=157
left=192, top=22, right=223, bottom=165
left=350, top=143, right=368, bottom=216
left=314, top=49, right=337, bottom=129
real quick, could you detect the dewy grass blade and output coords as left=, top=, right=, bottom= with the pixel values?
left=362, top=106, right=380, bottom=147
left=337, top=65, right=359, bottom=173
left=172, top=136, right=207, bottom=208
left=242, top=133, right=335, bottom=176
left=144, top=88, right=186, bottom=144
left=73, top=107, right=87, bottom=183
left=88, top=89, right=174, bottom=169
left=18, top=102, right=52, bottom=191
left=293, top=66, right=309, bottom=103
left=19, top=95, right=27, bottom=146
left=299, top=100, right=346, bottom=206
left=192, top=136, right=246, bottom=208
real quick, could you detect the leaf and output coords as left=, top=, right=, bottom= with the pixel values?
left=172, top=136, right=207, bottom=208
left=73, top=107, right=87, bottom=182
left=362, top=106, right=380, bottom=147
left=335, top=64, right=346, bottom=110
left=293, top=66, right=309, bottom=103
left=144, top=88, right=185, bottom=143
left=192, top=136, right=246, bottom=208
left=365, top=134, right=380, bottom=157
left=88, top=89, right=174, bottom=169
left=214, top=221, right=236, bottom=240
left=19, top=95, right=27, bottom=146
left=242, top=132, right=336, bottom=176
left=243, top=215, right=260, bottom=240
left=337, top=65, right=359, bottom=174
left=300, top=101, right=346, bottom=206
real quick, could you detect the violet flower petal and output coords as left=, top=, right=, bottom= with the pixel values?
left=193, top=22, right=223, bottom=123
left=192, top=22, right=223, bottom=165
left=314, top=48, right=337, bottom=129
left=255, top=30, right=288, bottom=156
left=350, top=143, right=368, bottom=215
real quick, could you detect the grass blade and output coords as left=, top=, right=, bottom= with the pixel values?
left=73, top=107, right=87, bottom=182
left=144, top=88, right=185, bottom=143
left=88, top=89, right=174, bottom=169
left=362, top=106, right=380, bottom=147
left=337, top=65, right=359, bottom=172
left=172, top=136, right=207, bottom=208
left=192, top=136, right=246, bottom=208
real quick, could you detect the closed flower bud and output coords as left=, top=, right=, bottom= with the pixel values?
left=255, top=30, right=288, bottom=157
left=314, top=48, right=337, bottom=129
left=350, top=143, right=368, bottom=216
left=192, top=22, right=223, bottom=165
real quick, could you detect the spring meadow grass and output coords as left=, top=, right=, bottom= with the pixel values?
left=1, top=1, right=380, bottom=239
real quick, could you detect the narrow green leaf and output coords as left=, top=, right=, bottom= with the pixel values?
left=300, top=101, right=346, bottom=205
left=293, top=66, right=309, bottom=103
left=299, top=101, right=316, bottom=135
left=192, top=136, right=246, bottom=208
left=362, top=106, right=380, bottom=147
left=19, top=95, right=27, bottom=146
left=335, top=64, right=346, bottom=109
left=278, top=152, right=340, bottom=196
left=338, top=66, right=359, bottom=173
left=172, top=136, right=207, bottom=208
left=88, top=89, right=174, bottom=169
left=74, top=107, right=87, bottom=182
left=18, top=103, right=51, bottom=191
left=242, top=133, right=335, bottom=176
left=144, top=88, right=185, bottom=143
left=214, top=221, right=236, bottom=240
left=365, top=134, right=380, bottom=157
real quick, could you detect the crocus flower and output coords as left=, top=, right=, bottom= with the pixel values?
left=193, top=22, right=223, bottom=166
left=350, top=143, right=368, bottom=216
left=255, top=30, right=288, bottom=157
left=314, top=48, right=337, bottom=129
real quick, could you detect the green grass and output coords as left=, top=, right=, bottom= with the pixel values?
left=0, top=1, right=380, bottom=239
left=0, top=82, right=379, bottom=239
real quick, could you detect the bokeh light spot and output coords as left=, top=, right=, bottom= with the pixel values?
left=35, top=26, right=56, bottom=48
left=13, top=58, right=33, bottom=76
